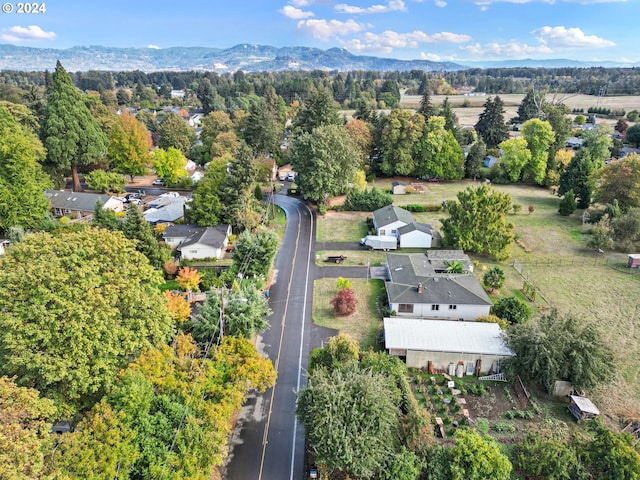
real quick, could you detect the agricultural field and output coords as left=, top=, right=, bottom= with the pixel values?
left=313, top=179, right=640, bottom=424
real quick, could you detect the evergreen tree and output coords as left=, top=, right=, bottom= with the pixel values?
left=474, top=96, right=509, bottom=149
left=515, top=88, right=544, bottom=122
left=219, top=143, right=261, bottom=230
left=122, top=204, right=165, bottom=269
left=465, top=140, right=486, bottom=179
left=92, top=199, right=120, bottom=231
left=186, top=158, right=226, bottom=226
left=293, top=87, right=341, bottom=134
left=156, top=112, right=195, bottom=155
left=440, top=97, right=457, bottom=132
left=244, top=86, right=285, bottom=157
left=42, top=61, right=108, bottom=192
left=559, top=155, right=594, bottom=209
left=416, top=87, right=435, bottom=119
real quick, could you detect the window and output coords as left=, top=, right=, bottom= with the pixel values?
left=448, top=305, right=457, bottom=310
left=189, top=249, right=198, bottom=254
left=379, top=229, right=385, bottom=235
left=398, top=304, right=413, bottom=313
left=431, top=304, right=440, bottom=311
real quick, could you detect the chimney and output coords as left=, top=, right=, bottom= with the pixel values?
left=417, top=282, right=423, bottom=293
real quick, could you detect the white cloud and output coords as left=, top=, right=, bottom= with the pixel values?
left=341, top=29, right=471, bottom=53
left=461, top=41, right=553, bottom=57
left=472, top=0, right=625, bottom=5
left=434, top=0, right=447, bottom=6
left=280, top=5, right=315, bottom=18
left=147, top=44, right=160, bottom=49
left=297, top=19, right=366, bottom=40
left=335, top=0, right=406, bottom=14
left=421, top=52, right=441, bottom=61
left=0, top=25, right=56, bottom=43
left=532, top=26, right=615, bottom=48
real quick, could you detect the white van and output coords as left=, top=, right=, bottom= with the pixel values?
left=287, top=172, right=296, bottom=182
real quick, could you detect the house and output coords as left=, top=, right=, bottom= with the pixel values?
left=384, top=253, right=491, bottom=320
left=373, top=205, right=415, bottom=236
left=568, top=395, right=600, bottom=421
left=384, top=317, right=514, bottom=370
left=44, top=190, right=125, bottom=219
left=425, top=250, right=473, bottom=273
left=620, top=147, right=640, bottom=159
left=163, top=224, right=232, bottom=260
left=483, top=155, right=499, bottom=168
left=397, top=223, right=441, bottom=248
left=566, top=137, right=584, bottom=149
left=391, top=181, right=407, bottom=195
left=144, top=196, right=189, bottom=225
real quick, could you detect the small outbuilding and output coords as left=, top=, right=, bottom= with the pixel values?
left=568, top=395, right=600, bottom=421
left=391, top=181, right=407, bottom=195
left=628, top=254, right=640, bottom=268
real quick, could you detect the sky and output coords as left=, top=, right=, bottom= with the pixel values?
left=0, top=0, right=638, bottom=63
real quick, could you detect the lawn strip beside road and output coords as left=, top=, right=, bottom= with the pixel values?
left=315, top=250, right=386, bottom=267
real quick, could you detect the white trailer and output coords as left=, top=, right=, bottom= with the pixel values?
left=360, top=235, right=398, bottom=251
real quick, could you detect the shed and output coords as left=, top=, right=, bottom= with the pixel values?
left=391, top=181, right=407, bottom=195
left=628, top=254, right=640, bottom=268
left=568, top=395, right=600, bottom=420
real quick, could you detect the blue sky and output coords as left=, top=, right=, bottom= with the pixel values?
left=0, top=0, right=637, bottom=62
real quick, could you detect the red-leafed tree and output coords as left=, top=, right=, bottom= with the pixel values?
left=330, top=288, right=357, bottom=316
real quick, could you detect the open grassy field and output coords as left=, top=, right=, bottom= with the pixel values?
left=314, top=179, right=640, bottom=422
left=400, top=93, right=640, bottom=127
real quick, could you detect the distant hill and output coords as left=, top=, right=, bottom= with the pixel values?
left=0, top=43, right=464, bottom=72
left=460, top=58, right=640, bottom=69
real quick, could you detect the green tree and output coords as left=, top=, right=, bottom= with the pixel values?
left=293, top=87, right=341, bottom=134
left=504, top=309, right=614, bottom=392
left=417, top=87, right=435, bottom=119
left=218, top=143, right=261, bottom=230
left=512, top=433, right=581, bottom=480
left=483, top=266, right=505, bottom=292
left=378, top=109, right=425, bottom=176
left=491, top=296, right=532, bottom=325
left=232, top=227, right=279, bottom=278
left=244, top=86, right=286, bottom=157
left=558, top=189, right=577, bottom=216
left=465, top=139, right=486, bottom=179
left=42, top=61, right=108, bottom=192
left=0, top=376, right=56, bottom=480
left=156, top=112, right=195, bottom=155
left=588, top=216, right=614, bottom=251
left=290, top=124, right=359, bottom=204
left=152, top=147, right=189, bottom=185
left=612, top=208, right=640, bottom=246
left=192, top=285, right=271, bottom=345
left=499, top=137, right=532, bottom=182
left=308, top=334, right=360, bottom=373
left=475, top=96, right=509, bottom=149
left=122, top=203, right=166, bottom=269
left=522, top=118, right=555, bottom=184
left=449, top=429, right=512, bottom=480
left=186, top=157, right=226, bottom=226
left=0, top=229, right=175, bottom=413
left=515, top=88, right=544, bottom=123
left=580, top=420, right=640, bottom=480
left=296, top=365, right=400, bottom=479
left=84, top=169, right=126, bottom=193
left=593, top=154, right=640, bottom=211
left=626, top=124, right=640, bottom=147
left=415, top=116, right=464, bottom=180
left=442, top=185, right=514, bottom=260
left=108, top=111, right=152, bottom=180
left=559, top=154, right=594, bottom=209
left=0, top=107, right=52, bottom=233
left=93, top=199, right=120, bottom=230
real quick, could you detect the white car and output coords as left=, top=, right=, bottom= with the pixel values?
left=159, top=191, right=180, bottom=198
left=152, top=179, right=164, bottom=186
left=287, top=173, right=296, bottom=182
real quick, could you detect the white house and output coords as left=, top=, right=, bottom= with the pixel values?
left=384, top=317, right=514, bottom=371
left=144, top=196, right=189, bottom=225
left=385, top=253, right=491, bottom=320
left=397, top=223, right=441, bottom=248
left=163, top=224, right=232, bottom=260
left=373, top=205, right=415, bottom=236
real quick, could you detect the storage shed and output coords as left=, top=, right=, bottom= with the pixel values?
left=628, top=254, right=640, bottom=268
left=391, top=181, right=407, bottom=195
left=568, top=395, right=600, bottom=421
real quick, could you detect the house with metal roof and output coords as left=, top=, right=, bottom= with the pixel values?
left=384, top=317, right=514, bottom=370
left=143, top=196, right=189, bottom=225
left=44, top=190, right=124, bottom=219
left=385, top=253, right=491, bottom=320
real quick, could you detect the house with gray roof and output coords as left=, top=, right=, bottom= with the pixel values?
left=44, top=190, right=124, bottom=219
left=397, top=223, right=441, bottom=248
left=143, top=196, right=189, bottom=225
left=163, top=224, right=231, bottom=260
left=373, top=205, right=415, bottom=236
left=385, top=253, right=491, bottom=320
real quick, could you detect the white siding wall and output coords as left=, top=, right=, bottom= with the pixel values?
left=164, top=236, right=186, bottom=248
left=399, top=230, right=432, bottom=248
left=181, top=244, right=222, bottom=260
left=376, top=220, right=408, bottom=236
left=404, top=350, right=507, bottom=372
left=391, top=302, right=490, bottom=320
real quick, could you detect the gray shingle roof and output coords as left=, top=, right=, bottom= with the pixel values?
left=178, top=224, right=230, bottom=250
left=44, top=190, right=113, bottom=213
left=397, top=222, right=435, bottom=236
left=373, top=205, right=415, bottom=228
left=143, top=197, right=188, bottom=224
left=385, top=253, right=491, bottom=306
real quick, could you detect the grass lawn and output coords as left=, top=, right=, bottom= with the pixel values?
left=157, top=279, right=179, bottom=292
left=320, top=179, right=640, bottom=421
left=315, top=249, right=386, bottom=267
left=316, top=211, right=369, bottom=242
left=313, top=278, right=386, bottom=349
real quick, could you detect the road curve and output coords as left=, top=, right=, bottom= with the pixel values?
left=223, top=194, right=318, bottom=480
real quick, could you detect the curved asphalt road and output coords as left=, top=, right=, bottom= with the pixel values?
left=224, top=194, right=328, bottom=480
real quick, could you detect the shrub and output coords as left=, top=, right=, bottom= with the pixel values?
left=512, top=204, right=522, bottom=215
left=405, top=203, right=442, bottom=212
left=558, top=189, right=577, bottom=216
left=318, top=203, right=327, bottom=215
left=528, top=205, right=536, bottom=214
left=492, top=296, right=533, bottom=325
left=163, top=259, right=179, bottom=276
left=476, top=418, right=489, bottom=434
left=85, top=169, right=126, bottom=193
left=330, top=288, right=358, bottom=316
left=491, top=422, right=516, bottom=433
left=483, top=266, right=505, bottom=291
left=343, top=186, right=393, bottom=211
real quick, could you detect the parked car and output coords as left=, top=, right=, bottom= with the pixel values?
left=128, top=198, right=142, bottom=205
left=287, top=172, right=296, bottom=182
left=309, top=465, right=318, bottom=479
left=152, top=179, right=164, bottom=185
left=159, top=191, right=180, bottom=198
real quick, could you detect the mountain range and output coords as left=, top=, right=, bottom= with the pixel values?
left=0, top=43, right=637, bottom=72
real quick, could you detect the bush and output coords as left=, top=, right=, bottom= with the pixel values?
left=492, top=296, right=533, bottom=325
left=318, top=203, right=327, bottom=215
left=491, top=422, right=516, bottom=433
left=342, top=187, right=393, bottom=212
left=404, top=203, right=442, bottom=212
left=558, top=190, right=577, bottom=216
left=330, top=288, right=358, bottom=316
left=85, top=169, right=126, bottom=193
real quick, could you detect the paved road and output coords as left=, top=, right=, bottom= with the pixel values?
left=224, top=194, right=328, bottom=480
